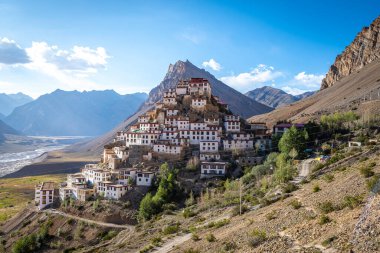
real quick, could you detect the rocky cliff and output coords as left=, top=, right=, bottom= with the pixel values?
left=321, top=16, right=380, bottom=89
left=144, top=60, right=273, bottom=118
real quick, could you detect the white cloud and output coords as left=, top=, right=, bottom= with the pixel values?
left=0, top=37, right=30, bottom=64
left=294, top=72, right=324, bottom=88
left=202, top=58, right=221, bottom=71
left=282, top=86, right=309, bottom=96
left=220, top=64, right=283, bottom=91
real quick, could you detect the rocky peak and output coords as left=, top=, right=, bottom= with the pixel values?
left=321, top=16, right=380, bottom=89
left=143, top=60, right=273, bottom=118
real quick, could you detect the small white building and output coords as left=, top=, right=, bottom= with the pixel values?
left=163, top=97, right=177, bottom=106
left=117, top=168, right=137, bottom=185
left=35, top=182, right=55, bottom=210
left=200, top=152, right=221, bottom=161
left=191, top=98, right=207, bottom=110
left=176, top=83, right=188, bottom=95
left=136, top=171, right=155, bottom=186
left=223, top=139, right=254, bottom=151
left=177, top=118, right=190, bottom=130
left=138, top=115, right=150, bottom=123
left=204, top=118, right=219, bottom=125
left=224, top=115, right=241, bottom=132
left=166, top=109, right=179, bottom=116
left=200, top=141, right=219, bottom=152
left=97, top=181, right=129, bottom=200
left=153, top=143, right=182, bottom=155
left=200, top=162, right=227, bottom=178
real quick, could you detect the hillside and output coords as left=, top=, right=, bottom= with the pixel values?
left=4, top=90, right=147, bottom=136
left=249, top=15, right=380, bottom=127
left=0, top=119, right=19, bottom=143
left=245, top=86, right=315, bottom=108
left=71, top=60, right=272, bottom=155
left=0, top=92, right=33, bottom=116
left=321, top=16, right=380, bottom=89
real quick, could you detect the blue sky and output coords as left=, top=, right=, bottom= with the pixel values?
left=0, top=0, right=378, bottom=98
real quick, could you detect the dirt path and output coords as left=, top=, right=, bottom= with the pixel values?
left=291, top=158, right=314, bottom=184
left=43, top=209, right=134, bottom=229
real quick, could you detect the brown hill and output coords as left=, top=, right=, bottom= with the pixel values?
left=321, top=16, right=380, bottom=89
left=249, top=60, right=380, bottom=126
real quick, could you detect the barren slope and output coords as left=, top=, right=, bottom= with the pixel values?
left=249, top=60, right=380, bottom=126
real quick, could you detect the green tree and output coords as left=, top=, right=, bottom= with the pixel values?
left=138, top=193, right=157, bottom=221
left=278, top=126, right=307, bottom=158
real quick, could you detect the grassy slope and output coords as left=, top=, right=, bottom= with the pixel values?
left=0, top=174, right=65, bottom=223
left=103, top=148, right=380, bottom=253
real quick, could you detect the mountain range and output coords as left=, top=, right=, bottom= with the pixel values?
left=245, top=86, right=316, bottom=108
left=0, top=92, right=33, bottom=116
left=249, top=16, right=380, bottom=126
left=4, top=90, right=147, bottom=136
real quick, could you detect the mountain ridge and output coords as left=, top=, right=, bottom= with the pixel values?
left=4, top=90, right=147, bottom=136
left=0, top=92, right=33, bottom=116
left=245, top=86, right=316, bottom=108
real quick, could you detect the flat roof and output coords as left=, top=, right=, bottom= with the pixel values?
left=40, top=182, right=55, bottom=190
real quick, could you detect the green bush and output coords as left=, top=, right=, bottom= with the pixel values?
left=318, top=201, right=335, bottom=214
left=206, top=233, right=216, bottom=242
left=366, top=175, right=379, bottom=191
left=359, top=157, right=369, bottom=163
left=313, top=184, right=321, bottom=193
left=102, top=230, right=118, bottom=241
left=289, top=199, right=302, bottom=209
left=162, top=224, right=179, bottom=235
left=323, top=174, right=334, bottom=183
left=265, top=210, right=277, bottom=220
left=322, top=236, right=337, bottom=247
left=248, top=229, right=267, bottom=247
left=206, top=219, right=230, bottom=229
left=183, top=208, right=197, bottom=218
left=151, top=236, right=162, bottom=246
left=282, top=183, right=298, bottom=193
left=342, top=195, right=362, bottom=209
left=360, top=167, right=374, bottom=178
left=231, top=204, right=248, bottom=216
left=318, top=214, right=331, bottom=225
left=223, top=241, right=237, bottom=251
left=191, top=233, right=200, bottom=241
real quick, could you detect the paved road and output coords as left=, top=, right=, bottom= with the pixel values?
left=43, top=209, right=134, bottom=229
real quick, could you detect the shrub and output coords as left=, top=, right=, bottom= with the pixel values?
left=312, top=163, right=325, bottom=172
left=360, top=167, right=375, bottom=178
left=322, top=236, right=337, bottom=247
left=368, top=162, right=377, bottom=168
left=102, top=230, right=118, bottom=241
left=231, top=204, right=248, bottom=216
left=185, top=191, right=196, bottom=207
left=342, top=195, right=362, bottom=209
left=318, top=201, right=335, bottom=214
left=366, top=175, right=379, bottom=191
left=162, top=224, right=179, bottom=235
left=248, top=229, right=267, bottom=247
left=313, top=184, right=321, bottom=193
left=359, top=157, right=369, bottom=163
left=191, top=233, right=200, bottom=241
left=206, top=233, right=216, bottom=242
left=323, top=174, right=334, bottom=183
left=223, top=241, right=237, bottom=251
left=151, top=236, right=162, bottom=246
left=183, top=208, right=197, bottom=218
left=318, top=214, right=331, bottom=225
left=289, top=199, right=302, bottom=209
left=183, top=249, right=200, bottom=253
left=206, top=219, right=230, bottom=229
left=282, top=183, right=298, bottom=193
left=139, top=244, right=154, bottom=253
left=265, top=210, right=277, bottom=220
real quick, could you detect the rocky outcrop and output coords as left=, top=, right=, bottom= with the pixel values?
left=321, top=16, right=380, bottom=89
left=143, top=60, right=273, bottom=118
